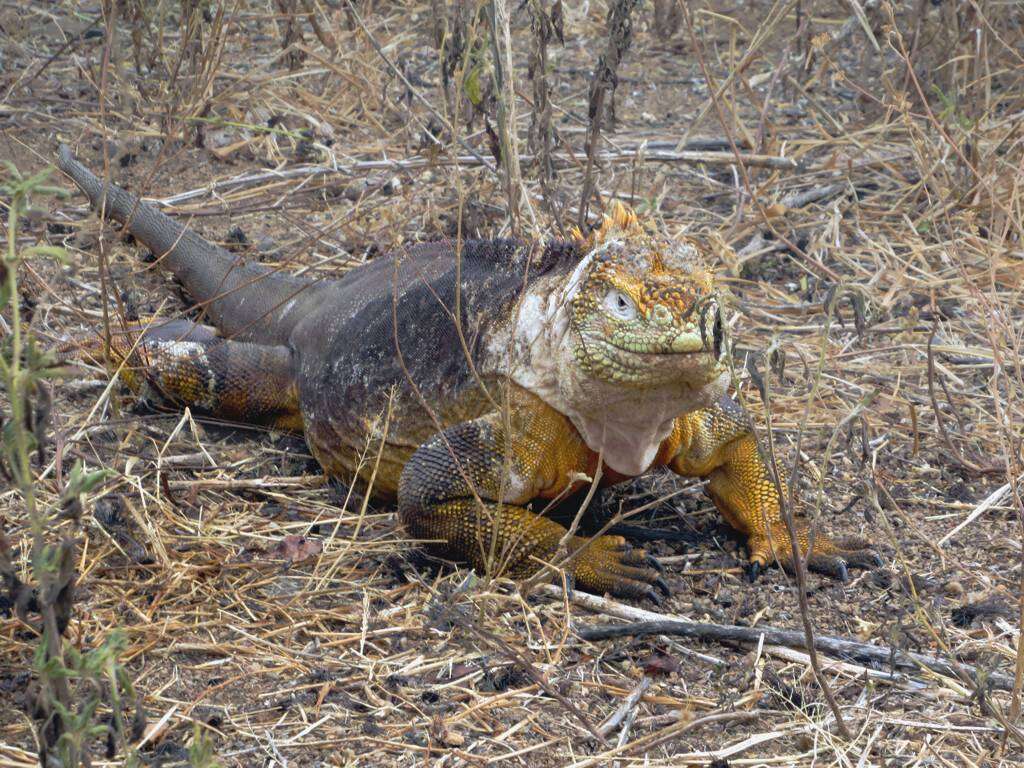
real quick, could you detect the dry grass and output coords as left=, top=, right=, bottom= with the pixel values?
left=2, top=0, right=1024, bottom=765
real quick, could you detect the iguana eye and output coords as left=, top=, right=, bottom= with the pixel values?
left=604, top=289, right=637, bottom=321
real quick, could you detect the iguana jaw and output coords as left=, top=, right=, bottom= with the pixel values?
left=572, top=294, right=725, bottom=386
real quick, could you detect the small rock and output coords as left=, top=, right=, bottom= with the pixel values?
left=257, top=235, right=279, bottom=254
left=943, top=579, right=965, bottom=597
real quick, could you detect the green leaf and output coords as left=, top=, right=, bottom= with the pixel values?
left=464, top=65, right=483, bottom=106
left=22, top=245, right=69, bottom=264
left=63, top=461, right=115, bottom=501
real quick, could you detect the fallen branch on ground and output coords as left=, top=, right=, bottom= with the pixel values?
left=138, top=150, right=798, bottom=207
left=577, top=619, right=1015, bottom=692
left=535, top=585, right=1015, bottom=692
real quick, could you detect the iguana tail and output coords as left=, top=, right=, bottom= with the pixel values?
left=57, top=145, right=322, bottom=345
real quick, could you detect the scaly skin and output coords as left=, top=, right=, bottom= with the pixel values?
left=57, top=146, right=879, bottom=601
left=65, top=319, right=303, bottom=432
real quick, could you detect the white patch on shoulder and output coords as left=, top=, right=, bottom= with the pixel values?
left=156, top=340, right=206, bottom=359
left=559, top=238, right=623, bottom=304
left=559, top=250, right=595, bottom=304
left=483, top=271, right=727, bottom=477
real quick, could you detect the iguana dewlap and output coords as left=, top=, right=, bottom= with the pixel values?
left=57, top=145, right=879, bottom=601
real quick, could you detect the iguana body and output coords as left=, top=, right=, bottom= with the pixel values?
left=57, top=146, right=878, bottom=600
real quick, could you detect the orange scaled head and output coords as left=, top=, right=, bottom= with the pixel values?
left=563, top=203, right=726, bottom=387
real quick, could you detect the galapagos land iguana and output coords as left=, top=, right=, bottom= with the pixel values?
left=56, top=145, right=879, bottom=601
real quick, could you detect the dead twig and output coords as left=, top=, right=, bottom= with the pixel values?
left=578, top=0, right=642, bottom=226
left=577, top=620, right=1017, bottom=693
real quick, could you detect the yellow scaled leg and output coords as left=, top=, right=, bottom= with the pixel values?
left=669, top=396, right=880, bottom=580
left=398, top=388, right=669, bottom=601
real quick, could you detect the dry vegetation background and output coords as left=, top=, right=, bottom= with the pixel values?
left=2, top=0, right=1024, bottom=765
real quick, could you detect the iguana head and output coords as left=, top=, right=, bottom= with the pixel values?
left=563, top=203, right=726, bottom=389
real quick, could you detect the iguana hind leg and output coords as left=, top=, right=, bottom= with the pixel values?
left=77, top=319, right=302, bottom=431
left=398, top=392, right=668, bottom=602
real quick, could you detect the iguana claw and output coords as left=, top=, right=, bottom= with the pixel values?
left=645, top=553, right=665, bottom=572
left=570, top=535, right=669, bottom=603
left=654, top=576, right=670, bottom=597
left=746, top=561, right=761, bottom=583
left=747, top=525, right=879, bottom=583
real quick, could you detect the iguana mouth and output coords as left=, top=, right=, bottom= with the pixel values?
left=578, top=336, right=724, bottom=389
left=600, top=338, right=708, bottom=356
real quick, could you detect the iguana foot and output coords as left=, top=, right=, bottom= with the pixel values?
left=570, top=535, right=670, bottom=603
left=747, top=525, right=881, bottom=582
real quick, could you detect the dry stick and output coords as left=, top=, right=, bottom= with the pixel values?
left=571, top=709, right=760, bottom=768
left=151, top=150, right=796, bottom=207
left=926, top=313, right=999, bottom=476
left=1, top=13, right=104, bottom=103
left=890, top=13, right=1024, bottom=243
left=680, top=4, right=850, bottom=740
left=342, top=0, right=496, bottom=176
left=433, top=13, right=521, bottom=577
left=844, top=552, right=1019, bottom=752
left=96, top=0, right=119, bottom=369
left=455, top=619, right=609, bottom=746
left=937, top=477, right=1017, bottom=547
left=975, top=262, right=1024, bottom=726
left=519, top=438, right=605, bottom=597
left=763, top=644, right=918, bottom=686
left=610, top=701, right=639, bottom=768
left=488, top=0, right=535, bottom=234
left=758, top=343, right=853, bottom=741
left=674, top=0, right=798, bottom=150
left=678, top=5, right=840, bottom=285
left=578, top=0, right=642, bottom=228
left=575, top=620, right=1017, bottom=693
left=527, top=0, right=559, bottom=226
left=598, top=677, right=650, bottom=738
left=385, top=256, right=545, bottom=584
left=755, top=37, right=796, bottom=153
left=564, top=525, right=1024, bottom=751
left=908, top=53, right=1024, bottom=729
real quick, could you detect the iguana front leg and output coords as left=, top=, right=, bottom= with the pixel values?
left=398, top=391, right=668, bottom=601
left=669, top=396, right=881, bottom=580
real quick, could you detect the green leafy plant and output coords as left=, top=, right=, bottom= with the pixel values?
left=1, top=162, right=143, bottom=766
left=188, top=722, right=223, bottom=768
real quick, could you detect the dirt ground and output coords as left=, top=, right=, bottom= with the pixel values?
left=2, top=1, right=1024, bottom=766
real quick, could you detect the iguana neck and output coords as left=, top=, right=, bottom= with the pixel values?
left=489, top=272, right=727, bottom=476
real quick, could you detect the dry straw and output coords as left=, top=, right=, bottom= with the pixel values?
left=2, top=0, right=1023, bottom=764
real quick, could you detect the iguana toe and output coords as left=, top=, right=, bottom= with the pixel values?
left=819, top=536, right=882, bottom=573
left=644, top=553, right=665, bottom=572
left=806, top=554, right=849, bottom=582
left=653, top=575, right=670, bottom=597
left=571, top=536, right=670, bottom=603
left=845, top=549, right=885, bottom=569
left=747, top=523, right=879, bottom=582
